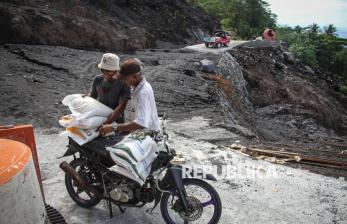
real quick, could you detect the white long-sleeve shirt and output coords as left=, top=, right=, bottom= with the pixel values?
left=131, top=78, right=160, bottom=131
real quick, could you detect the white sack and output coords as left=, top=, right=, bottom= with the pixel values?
left=108, top=165, right=144, bottom=185
left=64, top=127, right=99, bottom=145
left=107, top=135, right=157, bottom=162
left=77, top=116, right=107, bottom=129
left=62, top=94, right=113, bottom=118
left=109, top=150, right=156, bottom=181
left=59, top=114, right=107, bottom=129
left=59, top=114, right=82, bottom=128
left=107, top=133, right=158, bottom=181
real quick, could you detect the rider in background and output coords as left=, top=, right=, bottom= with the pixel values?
left=263, top=28, right=276, bottom=41
left=99, top=59, right=160, bottom=136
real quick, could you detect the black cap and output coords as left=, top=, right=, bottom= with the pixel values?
left=119, top=59, right=141, bottom=79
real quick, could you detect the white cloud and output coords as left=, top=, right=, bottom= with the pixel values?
left=266, top=0, right=347, bottom=28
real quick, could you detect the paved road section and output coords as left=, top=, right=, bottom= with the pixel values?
left=183, top=40, right=247, bottom=54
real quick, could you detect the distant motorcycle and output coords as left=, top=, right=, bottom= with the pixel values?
left=60, top=115, right=222, bottom=223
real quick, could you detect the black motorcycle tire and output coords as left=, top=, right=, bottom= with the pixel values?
left=65, top=158, right=102, bottom=208
left=160, top=178, right=222, bottom=224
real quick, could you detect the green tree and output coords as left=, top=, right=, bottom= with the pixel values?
left=189, top=0, right=277, bottom=39
left=289, top=42, right=318, bottom=67
left=277, top=24, right=347, bottom=93
left=333, top=49, right=347, bottom=79
left=324, top=24, right=337, bottom=37
left=309, top=23, right=321, bottom=34
left=294, top=25, right=303, bottom=34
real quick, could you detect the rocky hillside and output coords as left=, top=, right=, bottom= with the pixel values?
left=0, top=0, right=219, bottom=51
left=214, top=40, right=347, bottom=144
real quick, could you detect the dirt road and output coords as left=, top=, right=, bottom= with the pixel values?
left=37, top=117, right=347, bottom=224
left=184, top=40, right=246, bottom=54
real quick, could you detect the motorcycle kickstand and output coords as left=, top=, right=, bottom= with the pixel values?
left=107, top=197, right=113, bottom=219
left=118, top=205, right=125, bottom=213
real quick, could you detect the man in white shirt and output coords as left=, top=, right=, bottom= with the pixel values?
left=99, top=59, right=160, bottom=136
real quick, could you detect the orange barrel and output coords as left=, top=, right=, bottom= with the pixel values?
left=0, top=139, right=47, bottom=224
left=0, top=125, right=45, bottom=201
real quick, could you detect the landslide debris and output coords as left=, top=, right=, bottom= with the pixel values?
left=213, top=41, right=347, bottom=143
left=213, top=41, right=347, bottom=142
left=209, top=40, right=347, bottom=177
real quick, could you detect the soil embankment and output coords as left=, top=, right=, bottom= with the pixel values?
left=0, top=0, right=219, bottom=51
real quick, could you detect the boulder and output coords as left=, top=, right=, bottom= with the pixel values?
left=200, top=59, right=215, bottom=73
left=283, top=51, right=295, bottom=64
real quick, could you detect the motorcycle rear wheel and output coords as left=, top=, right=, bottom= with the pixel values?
left=65, top=159, right=102, bottom=208
left=160, top=178, right=222, bottom=224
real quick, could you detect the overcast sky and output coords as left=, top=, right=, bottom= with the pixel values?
left=266, top=0, right=347, bottom=28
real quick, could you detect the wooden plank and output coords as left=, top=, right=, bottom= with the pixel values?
left=244, top=147, right=299, bottom=157
left=300, top=156, right=347, bottom=168
left=232, top=146, right=347, bottom=169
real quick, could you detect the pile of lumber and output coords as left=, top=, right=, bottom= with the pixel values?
left=230, top=144, right=347, bottom=170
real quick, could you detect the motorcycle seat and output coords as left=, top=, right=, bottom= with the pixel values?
left=82, top=134, right=124, bottom=158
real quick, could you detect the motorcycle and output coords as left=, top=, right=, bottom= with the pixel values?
left=60, top=115, right=222, bottom=223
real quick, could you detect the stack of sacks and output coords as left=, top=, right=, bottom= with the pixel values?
left=106, top=132, right=158, bottom=184
left=59, top=94, right=113, bottom=145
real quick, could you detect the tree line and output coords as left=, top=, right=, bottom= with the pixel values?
left=188, top=0, right=347, bottom=93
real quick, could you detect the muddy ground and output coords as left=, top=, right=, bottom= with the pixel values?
left=36, top=119, right=346, bottom=224
left=0, top=43, right=347, bottom=178
left=0, top=44, right=222, bottom=127
left=0, top=42, right=347, bottom=223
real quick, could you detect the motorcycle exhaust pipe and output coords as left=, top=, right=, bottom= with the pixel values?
left=59, top=161, right=99, bottom=196
left=60, top=161, right=86, bottom=188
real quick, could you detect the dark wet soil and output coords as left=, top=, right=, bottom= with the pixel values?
left=0, top=44, right=223, bottom=128
left=0, top=43, right=346, bottom=178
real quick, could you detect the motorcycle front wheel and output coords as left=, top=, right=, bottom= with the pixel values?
left=65, top=158, right=102, bottom=208
left=160, top=178, right=222, bottom=224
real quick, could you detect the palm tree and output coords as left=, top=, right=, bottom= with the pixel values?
left=324, top=24, right=337, bottom=36
left=309, top=23, right=320, bottom=34
left=294, top=25, right=303, bottom=34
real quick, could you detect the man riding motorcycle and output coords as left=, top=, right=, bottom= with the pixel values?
left=60, top=59, right=222, bottom=224
left=90, top=53, right=130, bottom=125
left=99, top=58, right=160, bottom=136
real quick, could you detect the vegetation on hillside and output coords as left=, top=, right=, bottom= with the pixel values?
left=277, top=24, right=347, bottom=93
left=188, top=0, right=347, bottom=93
left=189, top=0, right=276, bottom=39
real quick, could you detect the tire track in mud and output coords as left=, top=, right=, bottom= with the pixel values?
left=5, top=45, right=70, bottom=73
